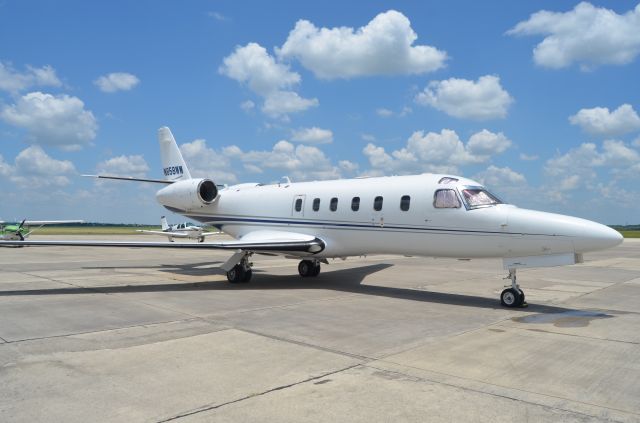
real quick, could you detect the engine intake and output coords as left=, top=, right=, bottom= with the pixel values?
left=156, top=178, right=218, bottom=211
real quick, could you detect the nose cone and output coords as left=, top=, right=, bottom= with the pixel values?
left=573, top=221, right=623, bottom=253
left=507, top=208, right=623, bottom=254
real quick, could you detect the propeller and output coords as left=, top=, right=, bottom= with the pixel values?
left=16, top=219, right=26, bottom=241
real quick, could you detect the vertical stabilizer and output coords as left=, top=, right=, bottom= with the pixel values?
left=158, top=127, right=192, bottom=181
left=160, top=216, right=169, bottom=231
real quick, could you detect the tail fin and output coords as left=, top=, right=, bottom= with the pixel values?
left=158, top=127, right=192, bottom=181
left=160, top=216, right=169, bottom=231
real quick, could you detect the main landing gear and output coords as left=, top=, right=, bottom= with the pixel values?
left=500, top=269, right=526, bottom=308
left=298, top=259, right=321, bottom=277
left=226, top=254, right=253, bottom=283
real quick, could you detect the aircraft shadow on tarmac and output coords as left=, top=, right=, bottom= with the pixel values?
left=0, top=262, right=601, bottom=316
left=82, top=261, right=224, bottom=276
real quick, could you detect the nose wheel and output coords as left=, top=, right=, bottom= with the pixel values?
left=298, top=260, right=321, bottom=277
left=501, top=269, right=526, bottom=308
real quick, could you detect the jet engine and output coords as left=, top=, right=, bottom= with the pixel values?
left=156, top=178, right=218, bottom=211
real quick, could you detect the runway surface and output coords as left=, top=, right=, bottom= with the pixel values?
left=1, top=235, right=639, bottom=422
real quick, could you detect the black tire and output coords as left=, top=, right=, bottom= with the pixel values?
left=241, top=268, right=252, bottom=283
left=198, top=236, right=205, bottom=243
left=311, top=263, right=321, bottom=277
left=226, top=264, right=245, bottom=283
left=298, top=260, right=312, bottom=277
left=517, top=290, right=526, bottom=307
left=500, top=288, right=521, bottom=308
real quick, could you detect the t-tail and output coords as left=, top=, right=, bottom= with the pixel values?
left=158, top=127, right=192, bottom=181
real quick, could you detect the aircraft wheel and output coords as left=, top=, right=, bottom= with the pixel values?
left=311, top=263, right=321, bottom=277
left=227, top=265, right=245, bottom=283
left=298, top=260, right=314, bottom=277
left=242, top=268, right=253, bottom=283
left=500, top=288, right=522, bottom=308
left=198, top=236, right=205, bottom=243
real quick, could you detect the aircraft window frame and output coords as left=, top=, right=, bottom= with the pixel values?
left=294, top=198, right=303, bottom=212
left=330, top=197, right=338, bottom=212
left=438, top=177, right=459, bottom=184
left=400, top=195, right=410, bottom=211
left=351, top=197, right=360, bottom=211
left=373, top=196, right=383, bottom=211
left=433, top=189, right=462, bottom=209
left=312, top=198, right=320, bottom=211
left=460, top=186, right=503, bottom=209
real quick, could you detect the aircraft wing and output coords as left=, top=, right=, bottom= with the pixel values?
left=135, top=230, right=192, bottom=238
left=0, top=230, right=325, bottom=254
left=23, top=220, right=84, bottom=226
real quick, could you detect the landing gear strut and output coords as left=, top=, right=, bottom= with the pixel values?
left=298, top=259, right=321, bottom=277
left=500, top=269, right=526, bottom=308
left=226, top=254, right=253, bottom=283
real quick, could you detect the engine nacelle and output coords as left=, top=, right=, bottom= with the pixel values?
left=156, top=178, right=218, bottom=211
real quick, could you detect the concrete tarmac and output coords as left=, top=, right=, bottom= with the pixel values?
left=0, top=235, right=639, bottom=422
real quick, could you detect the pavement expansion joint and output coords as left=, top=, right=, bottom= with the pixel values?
left=2, top=317, right=194, bottom=344
left=157, top=364, right=362, bottom=422
left=236, top=328, right=374, bottom=361
left=367, top=361, right=638, bottom=421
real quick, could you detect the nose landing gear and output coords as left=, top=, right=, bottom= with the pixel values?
left=501, top=269, right=526, bottom=308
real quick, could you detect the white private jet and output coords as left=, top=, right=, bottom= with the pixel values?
left=136, top=216, right=218, bottom=242
left=0, top=127, right=623, bottom=307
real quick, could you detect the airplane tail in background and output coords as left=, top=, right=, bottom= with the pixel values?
left=158, top=127, right=192, bottom=181
left=160, top=216, right=169, bottom=231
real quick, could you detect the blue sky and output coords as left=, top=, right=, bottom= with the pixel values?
left=1, top=1, right=639, bottom=224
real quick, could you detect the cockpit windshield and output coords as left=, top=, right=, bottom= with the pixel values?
left=460, top=188, right=502, bottom=208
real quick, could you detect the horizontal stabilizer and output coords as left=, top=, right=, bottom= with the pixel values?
left=83, top=174, right=173, bottom=184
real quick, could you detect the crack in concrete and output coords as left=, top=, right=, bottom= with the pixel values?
left=157, top=364, right=361, bottom=422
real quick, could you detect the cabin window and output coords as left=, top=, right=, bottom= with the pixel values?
left=433, top=189, right=461, bottom=209
left=313, top=198, right=320, bottom=211
left=400, top=195, right=410, bottom=211
left=330, top=197, right=338, bottom=211
left=351, top=197, right=360, bottom=211
left=461, top=188, right=502, bottom=208
left=294, top=198, right=302, bottom=212
left=373, top=196, right=383, bottom=211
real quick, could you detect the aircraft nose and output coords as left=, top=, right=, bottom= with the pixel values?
left=572, top=219, right=623, bottom=253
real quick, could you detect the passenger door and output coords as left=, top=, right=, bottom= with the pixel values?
left=292, top=195, right=306, bottom=217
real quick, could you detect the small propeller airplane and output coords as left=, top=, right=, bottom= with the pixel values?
left=0, top=127, right=623, bottom=308
left=0, top=219, right=83, bottom=241
left=136, top=216, right=219, bottom=242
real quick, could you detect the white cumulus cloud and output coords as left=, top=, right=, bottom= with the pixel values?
left=3, top=145, right=76, bottom=187
left=473, top=165, right=526, bottom=187
left=219, top=43, right=317, bottom=119
left=277, top=10, right=447, bottom=79
left=180, top=139, right=238, bottom=184
left=415, top=75, right=513, bottom=120
left=569, top=104, right=640, bottom=137
left=261, top=91, right=318, bottom=119
left=94, top=72, right=140, bottom=93
left=507, top=2, right=640, bottom=69
left=96, top=155, right=149, bottom=178
left=0, top=62, right=61, bottom=93
left=362, top=129, right=512, bottom=175
left=1, top=91, right=98, bottom=149
left=291, top=127, right=333, bottom=144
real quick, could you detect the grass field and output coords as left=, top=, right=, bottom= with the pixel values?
left=33, top=226, right=157, bottom=235
left=620, top=231, right=640, bottom=238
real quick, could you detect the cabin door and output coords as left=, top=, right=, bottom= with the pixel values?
left=292, top=195, right=306, bottom=217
